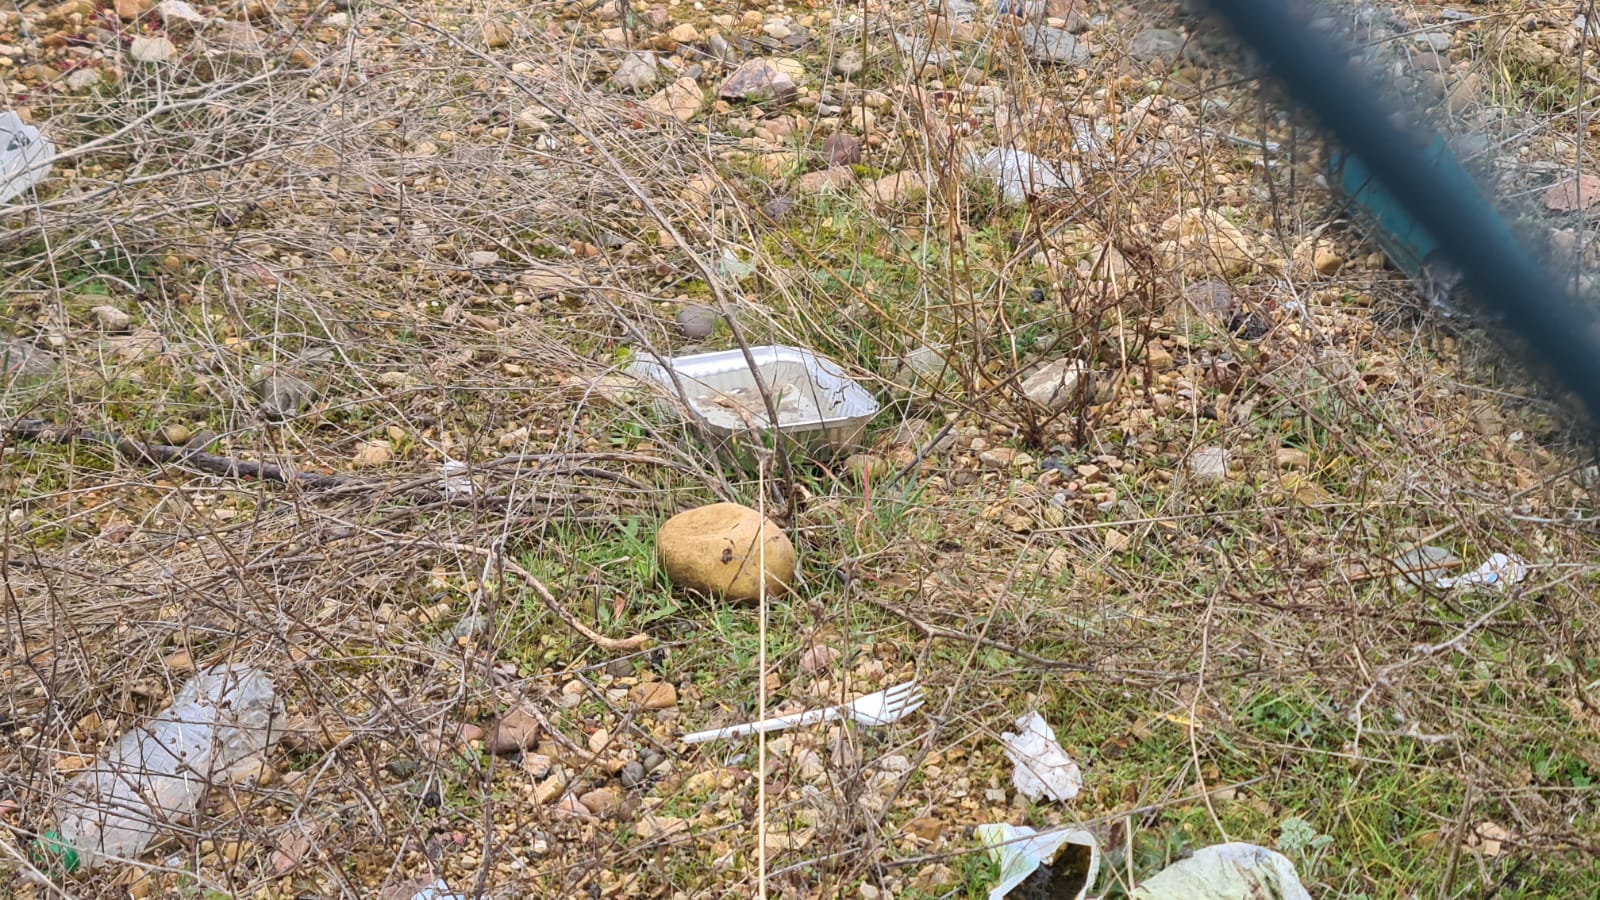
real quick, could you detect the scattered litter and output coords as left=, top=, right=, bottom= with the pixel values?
left=1389, top=545, right=1461, bottom=588
left=1434, top=552, right=1528, bottom=592
left=1000, top=711, right=1082, bottom=803
left=1131, top=842, right=1310, bottom=899
left=411, top=879, right=467, bottom=900
left=964, top=147, right=1078, bottom=203
left=439, top=459, right=473, bottom=498
left=975, top=823, right=1099, bottom=900
left=0, top=112, right=57, bottom=205
left=715, top=247, right=756, bottom=281
left=628, top=345, right=879, bottom=453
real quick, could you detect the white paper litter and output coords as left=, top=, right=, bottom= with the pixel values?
left=964, top=147, right=1078, bottom=202
left=1434, top=552, right=1528, bottom=591
left=439, top=460, right=473, bottom=498
left=975, top=823, right=1100, bottom=900
left=1131, top=842, right=1311, bottom=899
left=0, top=112, right=56, bottom=205
left=1001, top=711, right=1082, bottom=803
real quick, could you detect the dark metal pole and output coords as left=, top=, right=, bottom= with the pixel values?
left=1205, top=0, right=1600, bottom=419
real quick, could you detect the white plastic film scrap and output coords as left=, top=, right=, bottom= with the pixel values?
left=0, top=112, right=56, bottom=204
left=975, top=823, right=1100, bottom=900
left=1132, top=842, right=1311, bottom=899
left=1434, top=552, right=1528, bottom=592
left=1001, top=711, right=1082, bottom=803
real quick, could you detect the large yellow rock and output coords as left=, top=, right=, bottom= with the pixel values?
left=657, top=503, right=795, bottom=601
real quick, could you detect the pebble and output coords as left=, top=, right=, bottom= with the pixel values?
left=833, top=48, right=864, bottom=78
left=821, top=132, right=861, bottom=166
left=620, top=761, right=647, bottom=789
left=578, top=787, right=621, bottom=817
left=629, top=681, right=678, bottom=710
left=1129, top=28, right=1184, bottom=65
left=612, top=51, right=659, bottom=92
left=487, top=705, right=543, bottom=755
left=1020, top=24, right=1090, bottom=65
left=718, top=58, right=797, bottom=103
left=92, top=305, right=132, bottom=330
left=253, top=374, right=318, bottom=421
left=675, top=304, right=717, bottom=338
left=641, top=749, right=666, bottom=773
left=0, top=339, right=57, bottom=380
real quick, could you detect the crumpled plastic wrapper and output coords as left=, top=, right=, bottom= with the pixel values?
left=1001, top=711, right=1082, bottom=803
left=975, top=823, right=1099, bottom=900
left=1132, top=843, right=1311, bottom=899
left=1434, top=552, right=1528, bottom=592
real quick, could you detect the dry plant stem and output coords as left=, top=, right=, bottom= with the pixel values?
left=7, top=418, right=353, bottom=489
left=438, top=541, right=651, bottom=653
left=852, top=591, right=1095, bottom=674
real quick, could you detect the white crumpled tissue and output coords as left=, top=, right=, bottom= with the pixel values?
left=1001, top=711, right=1082, bottom=803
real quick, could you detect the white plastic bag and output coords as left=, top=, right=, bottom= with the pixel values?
left=1000, top=711, right=1082, bottom=803
left=0, top=112, right=56, bottom=204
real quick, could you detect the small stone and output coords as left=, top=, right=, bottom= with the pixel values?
left=157, top=0, right=206, bottom=30
left=1157, top=209, right=1256, bottom=278
left=675, top=304, right=717, bottom=338
left=629, top=681, right=678, bottom=710
left=1020, top=359, right=1090, bottom=411
left=978, top=447, right=1021, bottom=470
left=65, top=68, right=102, bottom=92
left=668, top=23, right=700, bottom=43
left=821, top=132, right=861, bottom=166
left=91, top=305, right=132, bottom=330
left=1181, top=279, right=1238, bottom=319
left=844, top=453, right=888, bottom=483
left=468, top=249, right=499, bottom=267
left=642, top=749, right=667, bottom=772
left=1020, top=24, right=1090, bottom=65
left=718, top=58, right=797, bottom=104
left=159, top=423, right=192, bottom=445
left=619, top=761, right=647, bottom=789
left=1145, top=343, right=1173, bottom=371
left=1129, top=28, right=1184, bottom=65
left=487, top=704, right=543, bottom=755
left=0, top=339, right=57, bottom=382
left=578, top=787, right=621, bottom=817
left=588, top=726, right=612, bottom=754
left=1188, top=447, right=1230, bottom=483
left=834, top=48, right=864, bottom=78
left=794, top=165, right=855, bottom=195
left=534, top=772, right=567, bottom=804
left=910, top=863, right=960, bottom=893
left=522, top=753, right=553, bottom=777
left=862, top=170, right=925, bottom=208
left=612, top=51, right=659, bottom=92
left=645, top=77, right=705, bottom=122
left=352, top=439, right=391, bottom=468
left=129, top=35, right=175, bottom=63
left=481, top=18, right=514, bottom=49
left=1412, top=31, right=1450, bottom=53
left=115, top=0, right=149, bottom=22
left=798, top=644, right=841, bottom=675
left=1313, top=247, right=1342, bottom=276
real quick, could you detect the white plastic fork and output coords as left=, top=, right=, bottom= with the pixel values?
left=680, top=680, right=924, bottom=744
